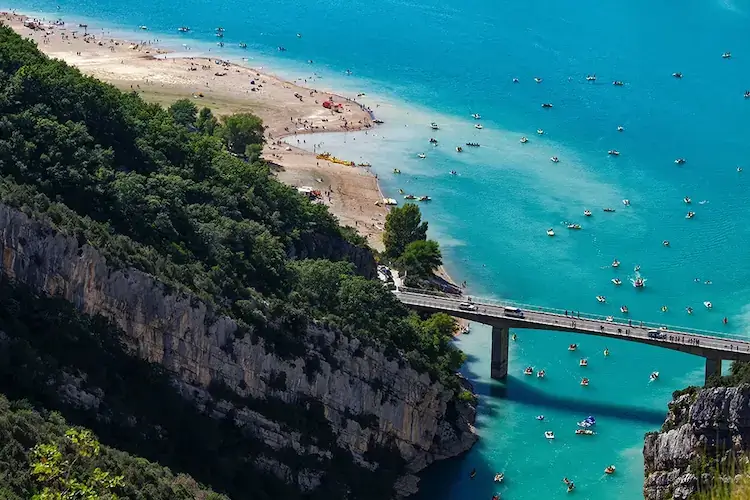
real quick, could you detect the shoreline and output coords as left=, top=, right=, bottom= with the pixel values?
left=1, top=10, right=390, bottom=249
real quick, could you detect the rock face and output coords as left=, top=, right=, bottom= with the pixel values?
left=0, top=203, right=476, bottom=497
left=644, top=385, right=750, bottom=499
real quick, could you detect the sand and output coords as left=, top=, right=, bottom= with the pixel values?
left=1, top=12, right=389, bottom=249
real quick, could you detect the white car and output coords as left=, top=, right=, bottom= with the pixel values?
left=458, top=303, right=478, bottom=311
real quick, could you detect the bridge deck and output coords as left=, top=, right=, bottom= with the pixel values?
left=396, top=290, right=750, bottom=361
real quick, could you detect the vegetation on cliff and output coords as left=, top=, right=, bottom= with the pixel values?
left=0, top=24, right=467, bottom=498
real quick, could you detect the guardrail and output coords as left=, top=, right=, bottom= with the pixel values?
left=396, top=290, right=750, bottom=342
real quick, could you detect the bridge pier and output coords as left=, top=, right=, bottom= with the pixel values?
left=705, top=357, right=722, bottom=384
left=491, top=325, right=509, bottom=380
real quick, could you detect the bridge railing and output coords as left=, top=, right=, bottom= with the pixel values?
left=396, top=290, right=750, bottom=342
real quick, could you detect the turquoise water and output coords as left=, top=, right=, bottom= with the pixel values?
left=6, top=0, right=750, bottom=497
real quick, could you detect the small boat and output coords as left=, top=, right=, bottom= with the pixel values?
left=745, top=91, right=750, bottom=99
left=634, top=265, right=641, bottom=272
left=430, top=122, right=439, bottom=130
left=663, top=240, right=670, bottom=247
left=537, top=370, right=546, bottom=378
left=613, top=81, right=624, bottom=86
left=620, top=305, right=629, bottom=314
left=542, top=103, right=554, bottom=108
left=537, top=129, right=545, bottom=135
left=684, top=196, right=691, bottom=204
left=534, top=77, right=543, bottom=83
left=471, top=113, right=482, bottom=119
left=550, top=156, right=560, bottom=163
left=617, top=126, right=625, bottom=132
left=177, top=26, right=190, bottom=33
left=547, top=228, right=556, bottom=236
left=605, top=466, right=616, bottom=475
left=465, top=142, right=480, bottom=147
left=675, top=158, right=686, bottom=165
left=568, top=483, right=576, bottom=493
left=584, top=210, right=592, bottom=217
left=578, top=416, right=596, bottom=427
left=545, top=431, right=555, bottom=439
left=606, top=315, right=614, bottom=322
left=673, top=72, right=683, bottom=78
left=536, top=415, right=545, bottom=421
left=513, top=78, right=520, bottom=83
left=418, top=195, right=431, bottom=202
left=404, top=194, right=416, bottom=200
left=580, top=378, right=589, bottom=386
left=568, top=344, right=578, bottom=351
left=139, top=25, right=148, bottom=30
left=417, top=153, right=426, bottom=159
left=604, top=348, right=610, bottom=356
left=449, top=170, right=458, bottom=175
left=661, top=305, right=668, bottom=312
left=634, top=277, right=645, bottom=288
left=704, top=301, right=713, bottom=309
left=216, top=32, right=224, bottom=38
left=686, top=307, right=693, bottom=315
left=373, top=119, right=385, bottom=124
left=393, top=169, right=401, bottom=174
left=612, top=278, right=622, bottom=286
left=357, top=162, right=372, bottom=167
left=520, top=137, right=528, bottom=143
left=512, top=333, right=517, bottom=340
left=494, top=473, right=505, bottom=483
left=686, top=211, right=695, bottom=219
left=580, top=358, right=588, bottom=367
left=608, top=150, right=620, bottom=156
left=239, top=43, right=247, bottom=49
left=722, top=52, right=732, bottom=59
left=475, top=124, right=483, bottom=130
left=567, top=223, right=582, bottom=230
left=524, top=366, right=534, bottom=375
left=575, top=429, right=595, bottom=435
left=297, top=33, right=302, bottom=38
left=603, top=207, right=616, bottom=212
left=612, top=259, right=620, bottom=268
left=278, top=46, right=287, bottom=52
left=456, top=146, right=463, bottom=153
left=739, top=167, right=744, bottom=172
left=650, top=371, right=660, bottom=382
left=586, top=74, right=597, bottom=81
left=622, top=199, right=630, bottom=206
left=429, top=138, right=438, bottom=144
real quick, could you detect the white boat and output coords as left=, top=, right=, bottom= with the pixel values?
left=650, top=371, right=660, bottom=382
left=605, top=466, right=616, bottom=475
left=177, top=26, right=190, bottom=32
left=471, top=113, right=481, bottom=119
left=663, top=240, right=670, bottom=247
left=536, top=415, right=545, bottom=421
left=550, top=156, right=560, bottom=163
left=603, top=348, right=610, bottom=356
left=524, top=366, right=534, bottom=375
left=475, top=124, right=483, bottom=130
left=579, top=358, right=588, bottom=367
left=739, top=167, right=744, bottom=172
left=684, top=197, right=691, bottom=204
left=580, top=378, right=590, bottom=386
left=568, top=344, right=578, bottom=351
left=606, top=315, right=614, bottom=322
left=617, top=126, right=624, bottom=132
left=139, top=25, right=148, bottom=30
left=520, top=137, right=528, bottom=143
left=745, top=92, right=750, bottom=99
left=537, top=370, right=546, bottom=378
left=430, top=122, right=439, bottom=130
left=547, top=229, right=555, bottom=236
left=537, top=129, right=545, bottom=135
left=494, top=473, right=505, bottom=483
left=722, top=52, right=732, bottom=59
left=567, top=223, right=582, bottom=230
left=545, top=431, right=555, bottom=439
left=673, top=72, right=683, bottom=78
left=686, top=211, right=695, bottom=219
left=456, top=146, right=463, bottom=153
left=622, top=199, right=630, bottom=206
left=613, top=80, right=624, bottom=86
left=608, top=150, right=620, bottom=156
left=578, top=416, right=596, bottom=427
left=704, top=301, right=713, bottom=309
left=612, top=259, right=620, bottom=268
left=633, top=277, right=645, bottom=288
left=612, top=278, right=622, bottom=285
left=418, top=153, right=426, bottom=159
left=586, top=74, right=597, bottom=81
left=584, top=210, right=592, bottom=217
left=596, top=295, right=606, bottom=303
left=620, top=305, right=629, bottom=314
left=575, top=429, right=595, bottom=436
left=675, top=158, right=686, bottom=165
left=535, top=77, right=543, bottom=83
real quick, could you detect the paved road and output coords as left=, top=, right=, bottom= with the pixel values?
left=395, top=290, right=750, bottom=360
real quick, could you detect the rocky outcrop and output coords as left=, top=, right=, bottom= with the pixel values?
left=0, top=203, right=476, bottom=497
left=644, top=386, right=750, bottom=499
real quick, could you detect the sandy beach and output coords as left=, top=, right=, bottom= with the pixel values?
left=1, top=11, right=389, bottom=249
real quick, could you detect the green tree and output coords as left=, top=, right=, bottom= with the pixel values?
left=219, top=113, right=265, bottom=155
left=30, top=428, right=123, bottom=499
left=195, top=107, right=219, bottom=135
left=397, top=239, right=442, bottom=279
left=383, top=203, right=428, bottom=259
left=168, top=99, right=198, bottom=127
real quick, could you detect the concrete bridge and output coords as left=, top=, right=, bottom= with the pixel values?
left=395, top=289, right=750, bottom=384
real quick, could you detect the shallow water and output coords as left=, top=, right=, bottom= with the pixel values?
left=7, top=0, right=750, bottom=497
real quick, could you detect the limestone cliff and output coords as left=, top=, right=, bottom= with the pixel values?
left=0, top=203, right=476, bottom=497
left=643, top=385, right=750, bottom=499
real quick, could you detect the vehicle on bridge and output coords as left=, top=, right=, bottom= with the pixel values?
left=503, top=306, right=525, bottom=318
left=458, top=302, right=477, bottom=311
left=648, top=329, right=667, bottom=340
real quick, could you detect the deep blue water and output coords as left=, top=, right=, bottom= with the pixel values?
left=5, top=0, right=750, bottom=497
